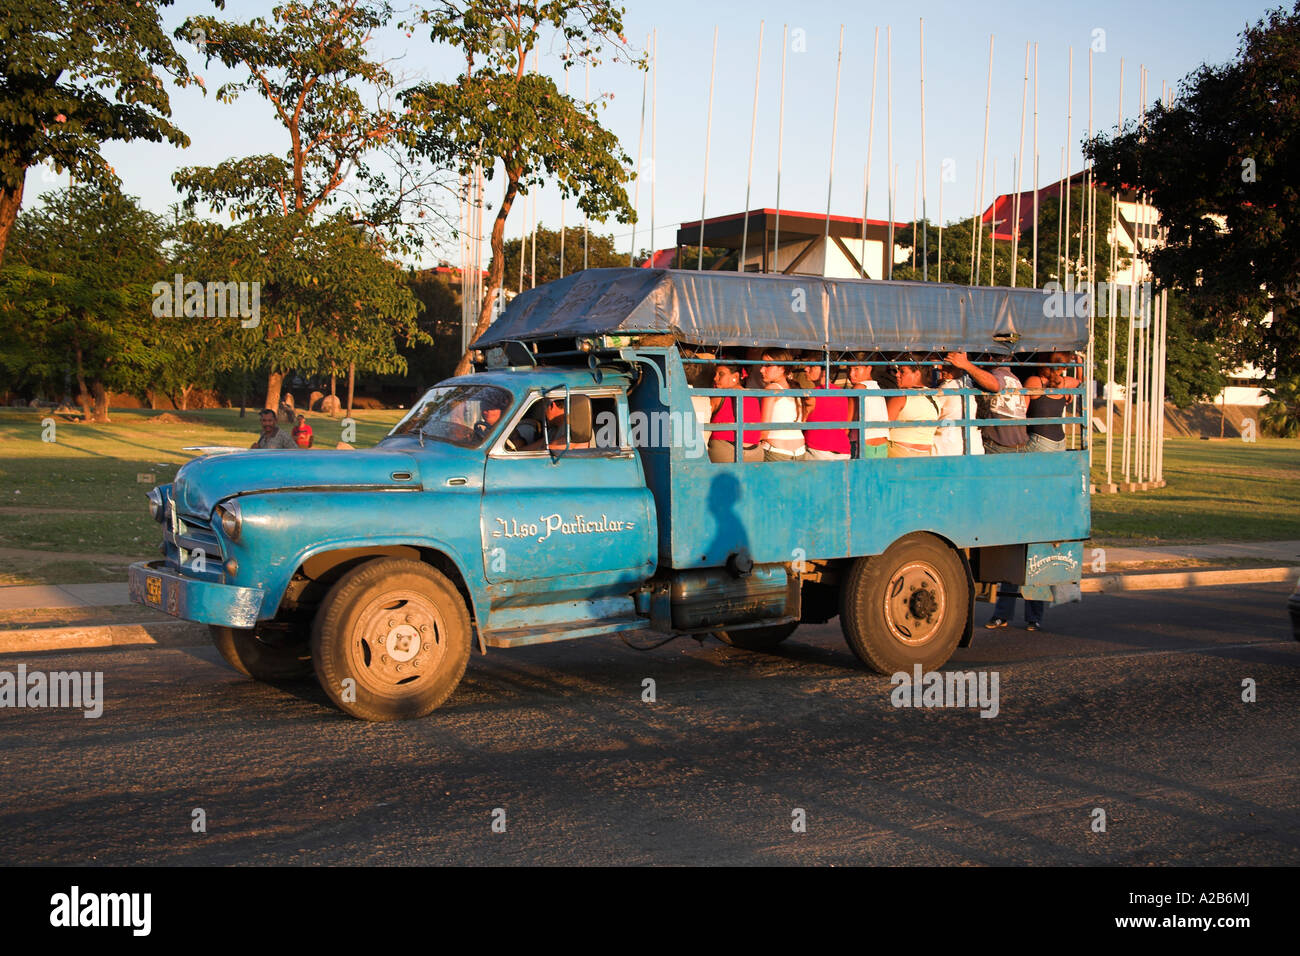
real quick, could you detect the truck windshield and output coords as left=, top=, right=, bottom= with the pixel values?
left=385, top=385, right=514, bottom=448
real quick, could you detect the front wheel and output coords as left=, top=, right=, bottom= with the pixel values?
left=211, top=623, right=313, bottom=681
left=311, top=558, right=471, bottom=721
left=840, top=534, right=970, bottom=674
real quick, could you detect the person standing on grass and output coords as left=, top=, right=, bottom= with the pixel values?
left=251, top=408, right=295, bottom=449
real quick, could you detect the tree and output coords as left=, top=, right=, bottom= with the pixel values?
left=175, top=0, right=423, bottom=409
left=1259, top=373, right=1300, bottom=437
left=497, top=224, right=628, bottom=287
left=0, top=0, right=192, bottom=265
left=1085, top=2, right=1300, bottom=377
left=0, top=186, right=169, bottom=421
left=402, top=0, right=641, bottom=376
left=171, top=212, right=426, bottom=412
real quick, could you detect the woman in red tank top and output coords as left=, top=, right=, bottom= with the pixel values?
left=800, top=360, right=850, bottom=460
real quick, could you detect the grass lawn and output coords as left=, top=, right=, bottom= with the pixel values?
left=0, top=407, right=403, bottom=584
left=1, top=410, right=1297, bottom=583
left=1089, top=437, right=1300, bottom=544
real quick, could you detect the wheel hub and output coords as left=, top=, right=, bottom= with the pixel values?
left=883, top=561, right=947, bottom=646
left=351, top=591, right=447, bottom=689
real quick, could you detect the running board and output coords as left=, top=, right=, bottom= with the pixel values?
left=483, top=617, right=650, bottom=648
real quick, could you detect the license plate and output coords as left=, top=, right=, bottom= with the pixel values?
left=145, top=575, right=163, bottom=607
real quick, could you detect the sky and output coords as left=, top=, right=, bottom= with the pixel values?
left=24, top=0, right=1281, bottom=269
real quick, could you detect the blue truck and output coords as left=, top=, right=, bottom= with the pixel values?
left=129, top=268, right=1090, bottom=720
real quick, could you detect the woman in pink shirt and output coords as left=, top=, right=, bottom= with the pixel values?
left=708, top=359, right=764, bottom=462
left=800, top=358, right=851, bottom=460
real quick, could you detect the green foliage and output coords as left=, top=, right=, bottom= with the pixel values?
left=1085, top=2, right=1300, bottom=376
left=0, top=0, right=193, bottom=263
left=401, top=1, right=641, bottom=371
left=174, top=1, right=404, bottom=228
left=0, top=185, right=169, bottom=417
left=171, top=212, right=427, bottom=387
left=498, top=224, right=628, bottom=287
left=892, top=191, right=1115, bottom=288
left=1259, top=374, right=1300, bottom=437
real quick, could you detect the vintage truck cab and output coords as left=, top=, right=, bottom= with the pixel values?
left=130, top=268, right=1090, bottom=720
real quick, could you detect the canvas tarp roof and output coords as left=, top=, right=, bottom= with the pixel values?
left=473, top=268, right=1089, bottom=353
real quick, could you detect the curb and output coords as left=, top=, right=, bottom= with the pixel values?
left=0, top=620, right=209, bottom=655
left=1, top=566, right=1296, bottom=655
left=1081, top=565, right=1300, bottom=593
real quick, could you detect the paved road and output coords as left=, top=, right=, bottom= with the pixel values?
left=1, top=582, right=1296, bottom=865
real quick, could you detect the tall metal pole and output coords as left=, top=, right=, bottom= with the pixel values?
left=989, top=156, right=997, bottom=284
left=969, top=159, right=980, bottom=284
left=860, top=27, right=880, bottom=274
left=937, top=163, right=943, bottom=281
left=1063, top=46, right=1073, bottom=289
left=650, top=29, right=657, bottom=267
left=697, top=25, right=718, bottom=271
left=774, top=24, right=788, bottom=270
left=740, top=21, right=764, bottom=273
left=629, top=34, right=648, bottom=267
left=583, top=59, right=590, bottom=270
left=886, top=25, right=895, bottom=279
left=823, top=25, right=845, bottom=261
left=975, top=35, right=993, bottom=285
left=560, top=70, right=568, bottom=277
left=1011, top=41, right=1029, bottom=287
left=919, top=18, right=928, bottom=280
left=1033, top=43, right=1039, bottom=287
left=1086, top=46, right=1096, bottom=463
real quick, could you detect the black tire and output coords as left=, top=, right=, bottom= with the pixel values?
left=715, top=621, right=798, bottom=650
left=840, top=533, right=970, bottom=674
left=311, top=558, right=471, bottom=721
left=211, top=623, right=314, bottom=681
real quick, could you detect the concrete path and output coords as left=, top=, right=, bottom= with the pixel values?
left=0, top=582, right=129, bottom=610
left=1097, top=540, right=1300, bottom=565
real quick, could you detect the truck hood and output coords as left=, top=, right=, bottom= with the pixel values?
left=172, top=445, right=480, bottom=518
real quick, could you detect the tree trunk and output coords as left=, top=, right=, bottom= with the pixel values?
left=264, top=370, right=283, bottom=414
left=0, top=176, right=25, bottom=268
left=89, top=379, right=110, bottom=423
left=73, top=345, right=92, bottom=419
left=454, top=168, right=522, bottom=377
left=179, top=384, right=193, bottom=411
left=346, top=361, right=355, bottom=418
left=147, top=389, right=160, bottom=410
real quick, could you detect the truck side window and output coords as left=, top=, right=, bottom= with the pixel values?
left=501, top=393, right=620, bottom=454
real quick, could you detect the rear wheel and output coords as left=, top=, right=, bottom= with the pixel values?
left=840, top=534, right=969, bottom=674
left=715, top=620, right=798, bottom=650
left=211, top=622, right=313, bottom=681
left=311, top=558, right=471, bottom=721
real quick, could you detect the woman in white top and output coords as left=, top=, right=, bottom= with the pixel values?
left=846, top=352, right=890, bottom=459
left=932, top=352, right=1001, bottom=456
left=885, top=362, right=941, bottom=457
left=758, top=348, right=806, bottom=461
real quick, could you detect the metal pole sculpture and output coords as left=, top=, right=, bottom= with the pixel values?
left=629, top=34, right=648, bottom=267
left=886, top=25, right=895, bottom=279
left=860, top=27, right=880, bottom=275
left=919, top=18, right=929, bottom=280
left=740, top=21, right=764, bottom=273
left=975, top=35, right=993, bottom=285
left=697, top=25, right=718, bottom=271
left=774, top=24, right=788, bottom=270
left=824, top=25, right=845, bottom=264
left=1033, top=43, right=1039, bottom=287
left=1011, top=41, right=1029, bottom=287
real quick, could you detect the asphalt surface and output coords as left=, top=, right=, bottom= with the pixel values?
left=1, top=581, right=1296, bottom=866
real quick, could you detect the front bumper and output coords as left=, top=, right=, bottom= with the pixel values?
left=128, top=561, right=264, bottom=628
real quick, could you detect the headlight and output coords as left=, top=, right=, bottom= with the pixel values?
left=217, top=500, right=242, bottom=542
left=147, top=487, right=164, bottom=522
